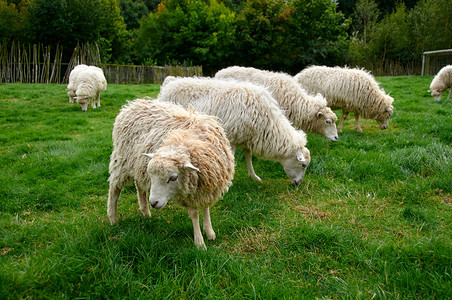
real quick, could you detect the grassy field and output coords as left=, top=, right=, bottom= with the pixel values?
left=0, top=76, right=451, bottom=298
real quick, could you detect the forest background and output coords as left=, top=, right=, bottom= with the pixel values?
left=0, top=0, right=451, bottom=76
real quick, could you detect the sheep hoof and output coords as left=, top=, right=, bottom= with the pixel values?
left=249, top=174, right=262, bottom=182
left=207, top=232, right=216, bottom=241
left=195, top=241, right=207, bottom=250
left=356, top=127, right=363, bottom=133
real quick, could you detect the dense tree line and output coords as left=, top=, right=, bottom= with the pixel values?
left=0, top=0, right=450, bottom=74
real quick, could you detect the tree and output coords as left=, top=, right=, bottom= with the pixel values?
left=234, top=0, right=291, bottom=71
left=0, top=0, right=28, bottom=42
left=119, top=0, right=149, bottom=30
left=233, top=0, right=349, bottom=72
left=26, top=0, right=128, bottom=63
left=134, top=0, right=236, bottom=74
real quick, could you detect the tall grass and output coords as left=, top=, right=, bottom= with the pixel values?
left=0, top=76, right=451, bottom=298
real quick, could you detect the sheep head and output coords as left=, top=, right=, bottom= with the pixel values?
left=280, top=147, right=311, bottom=186
left=315, top=106, right=339, bottom=142
left=429, top=88, right=445, bottom=101
left=74, top=95, right=90, bottom=112
left=375, top=95, right=394, bottom=130
left=144, top=146, right=199, bottom=209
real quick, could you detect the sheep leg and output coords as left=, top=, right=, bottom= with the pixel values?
left=91, top=96, right=96, bottom=109
left=338, top=110, right=349, bottom=133
left=354, top=113, right=363, bottom=132
left=107, top=185, right=122, bottom=225
left=136, top=183, right=151, bottom=218
left=202, top=207, right=216, bottom=241
left=187, top=207, right=206, bottom=249
left=447, top=88, right=451, bottom=100
left=243, top=148, right=262, bottom=182
left=97, top=92, right=101, bottom=107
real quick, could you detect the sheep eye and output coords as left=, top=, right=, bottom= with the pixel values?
left=167, top=174, right=178, bottom=183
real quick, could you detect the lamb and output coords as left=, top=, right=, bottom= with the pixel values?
left=429, top=65, right=452, bottom=100
left=74, top=66, right=107, bottom=111
left=294, top=66, right=394, bottom=133
left=158, top=76, right=311, bottom=185
left=215, top=66, right=339, bottom=142
left=66, top=64, right=89, bottom=103
left=108, top=99, right=235, bottom=249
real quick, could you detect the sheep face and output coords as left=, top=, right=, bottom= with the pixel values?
left=280, top=148, right=311, bottom=186
left=75, top=96, right=90, bottom=111
left=430, top=88, right=444, bottom=101
left=315, top=108, right=339, bottom=142
left=144, top=152, right=199, bottom=209
left=375, top=102, right=394, bottom=130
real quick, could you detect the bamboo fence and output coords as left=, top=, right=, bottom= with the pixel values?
left=1, top=41, right=202, bottom=84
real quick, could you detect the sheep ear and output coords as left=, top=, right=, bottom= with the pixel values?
left=184, top=163, right=199, bottom=172
left=143, top=153, right=155, bottom=159
left=427, top=90, right=431, bottom=92
left=296, top=150, right=305, bottom=162
left=317, top=112, right=324, bottom=117
left=386, top=107, right=393, bottom=112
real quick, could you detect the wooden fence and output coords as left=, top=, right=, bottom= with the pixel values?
left=0, top=41, right=202, bottom=84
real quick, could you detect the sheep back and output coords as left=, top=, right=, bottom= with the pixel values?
left=294, top=66, right=394, bottom=120
left=158, top=77, right=308, bottom=161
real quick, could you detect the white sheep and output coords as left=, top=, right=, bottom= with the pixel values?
left=159, top=76, right=310, bottom=185
left=215, top=66, right=339, bottom=142
left=295, top=66, right=394, bottom=133
left=108, top=99, right=235, bottom=249
left=74, top=66, right=107, bottom=111
left=429, top=65, right=452, bottom=101
left=66, top=64, right=89, bottom=103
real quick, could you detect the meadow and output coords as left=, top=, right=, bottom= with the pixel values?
left=0, top=76, right=450, bottom=299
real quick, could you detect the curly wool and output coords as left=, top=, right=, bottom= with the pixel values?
left=429, top=65, right=452, bottom=98
left=294, top=66, right=394, bottom=120
left=215, top=66, right=337, bottom=135
left=108, top=99, right=234, bottom=209
left=158, top=76, right=308, bottom=161
left=75, top=66, right=107, bottom=107
left=67, top=64, right=89, bottom=102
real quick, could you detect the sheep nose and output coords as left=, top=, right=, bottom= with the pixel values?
left=292, top=179, right=301, bottom=186
left=381, top=125, right=388, bottom=130
left=151, top=201, right=158, bottom=208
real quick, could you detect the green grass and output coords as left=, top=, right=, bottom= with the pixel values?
left=0, top=77, right=451, bottom=299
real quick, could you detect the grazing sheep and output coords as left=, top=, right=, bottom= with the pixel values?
left=66, top=64, right=89, bottom=103
left=429, top=65, right=452, bottom=100
left=108, top=99, right=234, bottom=249
left=215, top=66, right=339, bottom=142
left=159, top=76, right=310, bottom=185
left=294, top=66, right=394, bottom=133
left=74, top=66, right=107, bottom=111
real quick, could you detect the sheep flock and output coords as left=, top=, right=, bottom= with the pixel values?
left=61, top=63, right=447, bottom=248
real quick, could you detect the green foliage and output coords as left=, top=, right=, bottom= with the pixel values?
left=134, top=0, right=236, bottom=74
left=134, top=0, right=349, bottom=73
left=0, top=76, right=451, bottom=298
left=0, top=0, right=28, bottom=41
left=21, top=0, right=129, bottom=63
left=287, top=0, right=350, bottom=71
left=348, top=0, right=452, bottom=70
left=409, top=0, right=452, bottom=54
left=120, top=0, right=149, bottom=30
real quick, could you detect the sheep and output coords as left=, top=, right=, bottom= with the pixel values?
left=294, top=66, right=394, bottom=133
left=66, top=64, right=89, bottom=103
left=215, top=66, right=339, bottom=142
left=108, top=99, right=235, bottom=249
left=74, top=66, right=107, bottom=111
left=158, top=76, right=311, bottom=185
left=429, top=65, right=452, bottom=101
